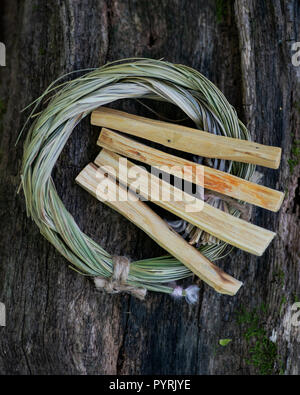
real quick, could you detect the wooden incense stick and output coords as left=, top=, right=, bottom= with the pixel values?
left=76, top=163, right=243, bottom=295
left=97, top=128, right=284, bottom=212
left=95, top=149, right=276, bottom=256
left=91, top=107, right=282, bottom=169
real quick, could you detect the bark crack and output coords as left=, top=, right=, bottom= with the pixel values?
left=116, top=295, right=131, bottom=374
left=105, top=0, right=113, bottom=63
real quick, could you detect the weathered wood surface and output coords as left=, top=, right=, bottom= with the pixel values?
left=0, top=0, right=299, bottom=375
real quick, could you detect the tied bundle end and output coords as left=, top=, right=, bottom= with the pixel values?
left=171, top=285, right=200, bottom=304
left=94, top=256, right=147, bottom=300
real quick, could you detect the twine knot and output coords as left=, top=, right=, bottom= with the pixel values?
left=94, top=256, right=147, bottom=300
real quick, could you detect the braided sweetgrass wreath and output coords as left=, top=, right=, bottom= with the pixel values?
left=21, top=58, right=255, bottom=298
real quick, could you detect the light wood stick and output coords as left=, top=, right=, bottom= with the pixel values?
left=76, top=163, right=243, bottom=295
left=95, top=149, right=276, bottom=256
left=91, top=107, right=282, bottom=169
left=97, top=128, right=284, bottom=212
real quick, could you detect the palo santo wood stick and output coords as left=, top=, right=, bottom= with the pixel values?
left=76, top=163, right=243, bottom=295
left=91, top=107, right=282, bottom=169
left=95, top=149, right=276, bottom=256
left=98, top=128, right=284, bottom=212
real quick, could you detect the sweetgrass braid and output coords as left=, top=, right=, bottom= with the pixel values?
left=20, top=58, right=255, bottom=295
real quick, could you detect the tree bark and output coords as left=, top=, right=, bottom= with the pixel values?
left=0, top=0, right=299, bottom=375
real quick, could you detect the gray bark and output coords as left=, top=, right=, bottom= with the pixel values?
left=0, top=0, right=299, bottom=374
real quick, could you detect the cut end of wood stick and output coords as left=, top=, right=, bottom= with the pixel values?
left=91, top=107, right=282, bottom=169
left=271, top=190, right=285, bottom=212
left=271, top=147, right=282, bottom=170
left=205, top=276, right=243, bottom=295
left=76, top=163, right=243, bottom=296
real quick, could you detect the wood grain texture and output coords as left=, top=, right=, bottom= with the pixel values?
left=95, top=149, right=276, bottom=256
left=98, top=127, right=284, bottom=211
left=92, top=107, right=282, bottom=168
left=0, top=0, right=299, bottom=375
left=76, top=163, right=243, bottom=296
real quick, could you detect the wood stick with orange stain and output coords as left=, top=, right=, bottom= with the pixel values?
left=97, top=128, right=284, bottom=212
left=94, top=149, right=276, bottom=256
